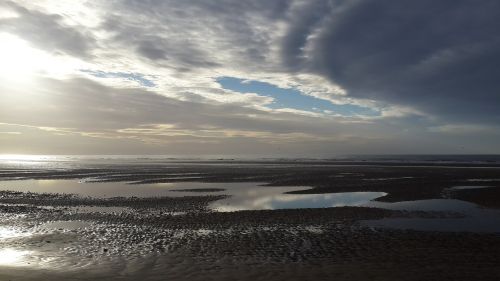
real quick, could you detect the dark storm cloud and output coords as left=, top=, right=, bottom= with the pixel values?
left=281, top=0, right=332, bottom=71
left=283, top=0, right=500, bottom=123
left=0, top=1, right=96, bottom=58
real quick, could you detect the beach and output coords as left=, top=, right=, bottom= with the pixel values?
left=1, top=158, right=500, bottom=280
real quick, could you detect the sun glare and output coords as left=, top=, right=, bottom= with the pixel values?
left=0, top=249, right=32, bottom=266
left=0, top=154, right=47, bottom=161
left=0, top=33, right=47, bottom=78
left=0, top=226, right=32, bottom=240
left=0, top=33, right=83, bottom=81
left=0, top=227, right=33, bottom=266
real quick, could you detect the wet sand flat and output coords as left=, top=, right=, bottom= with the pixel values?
left=1, top=161, right=500, bottom=280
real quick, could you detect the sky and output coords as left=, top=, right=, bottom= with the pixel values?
left=0, top=0, right=499, bottom=156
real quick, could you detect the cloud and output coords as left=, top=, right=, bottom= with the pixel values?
left=1, top=0, right=500, bottom=154
left=0, top=1, right=96, bottom=58
left=99, top=0, right=289, bottom=71
left=89, top=1, right=381, bottom=112
left=428, top=124, right=500, bottom=135
left=0, top=76, right=366, bottom=135
left=283, top=0, right=500, bottom=123
left=1, top=75, right=431, bottom=154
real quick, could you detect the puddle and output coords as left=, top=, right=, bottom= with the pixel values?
left=68, top=206, right=130, bottom=214
left=0, top=180, right=387, bottom=211
left=0, top=179, right=188, bottom=198
left=4, top=179, right=500, bottom=232
left=211, top=191, right=387, bottom=212
left=365, top=198, right=477, bottom=212
left=171, top=188, right=225, bottom=192
left=0, top=180, right=269, bottom=198
left=447, top=185, right=494, bottom=190
left=362, top=216, right=500, bottom=233
left=362, top=198, right=500, bottom=233
left=466, top=179, right=500, bottom=182
left=362, top=177, right=414, bottom=181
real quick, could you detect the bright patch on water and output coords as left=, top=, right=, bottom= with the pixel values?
left=211, top=191, right=386, bottom=212
left=362, top=177, right=415, bottom=181
left=0, top=227, right=19, bottom=239
left=0, top=227, right=31, bottom=239
left=467, top=179, right=500, bottom=182
left=0, top=179, right=185, bottom=198
left=0, top=248, right=32, bottom=266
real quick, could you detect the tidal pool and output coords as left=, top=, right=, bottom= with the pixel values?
left=0, top=180, right=386, bottom=211
left=210, top=190, right=387, bottom=212
left=447, top=185, right=494, bottom=190
left=362, top=198, right=500, bottom=233
left=365, top=198, right=477, bottom=212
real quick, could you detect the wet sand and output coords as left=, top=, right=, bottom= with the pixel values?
left=1, top=162, right=500, bottom=280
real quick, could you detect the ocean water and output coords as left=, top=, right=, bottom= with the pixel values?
left=1, top=154, right=500, bottom=170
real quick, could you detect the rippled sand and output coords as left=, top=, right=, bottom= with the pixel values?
left=1, top=162, right=500, bottom=280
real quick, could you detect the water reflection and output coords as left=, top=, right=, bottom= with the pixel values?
left=448, top=185, right=494, bottom=190
left=362, top=216, right=500, bottom=233
left=365, top=199, right=477, bottom=212
left=362, top=198, right=500, bottom=233
left=0, top=180, right=388, bottom=211
left=0, top=179, right=181, bottom=198
left=0, top=227, right=34, bottom=267
left=0, top=248, right=32, bottom=266
left=0, top=226, right=31, bottom=239
left=0, top=227, right=20, bottom=239
left=211, top=191, right=387, bottom=212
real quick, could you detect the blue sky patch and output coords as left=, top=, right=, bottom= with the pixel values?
left=217, top=77, right=379, bottom=116
left=81, top=70, right=156, bottom=87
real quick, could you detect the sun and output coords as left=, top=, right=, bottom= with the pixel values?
left=0, top=33, right=48, bottom=79
left=0, top=33, right=82, bottom=81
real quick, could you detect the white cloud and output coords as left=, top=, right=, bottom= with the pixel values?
left=0, top=0, right=498, bottom=155
left=428, top=124, right=500, bottom=135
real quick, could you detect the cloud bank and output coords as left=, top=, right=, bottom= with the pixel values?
left=0, top=0, right=499, bottom=155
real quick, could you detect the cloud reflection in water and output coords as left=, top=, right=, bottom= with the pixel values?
left=211, top=190, right=387, bottom=212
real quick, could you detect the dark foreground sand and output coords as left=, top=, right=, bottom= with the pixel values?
left=1, top=162, right=500, bottom=280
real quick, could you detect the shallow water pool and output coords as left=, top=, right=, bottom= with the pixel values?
left=362, top=198, right=500, bottom=232
left=0, top=180, right=386, bottom=211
